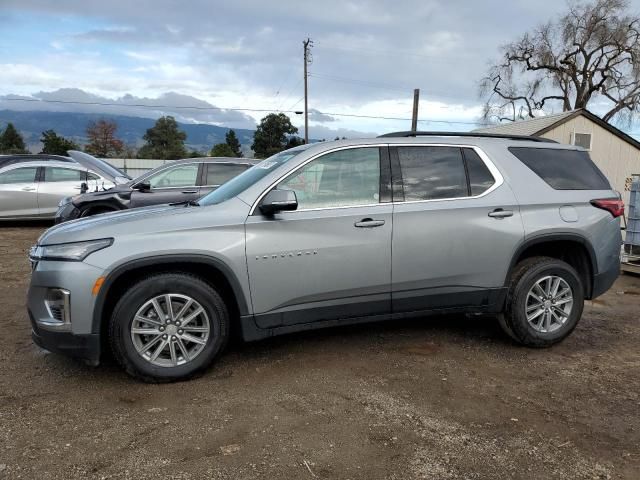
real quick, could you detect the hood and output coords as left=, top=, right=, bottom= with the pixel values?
left=68, top=150, right=131, bottom=185
left=37, top=197, right=251, bottom=246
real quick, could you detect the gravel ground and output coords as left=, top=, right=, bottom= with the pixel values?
left=0, top=224, right=639, bottom=479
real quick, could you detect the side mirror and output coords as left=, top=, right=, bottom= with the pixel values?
left=259, top=189, right=298, bottom=215
left=134, top=181, right=151, bottom=192
left=80, top=182, right=88, bottom=194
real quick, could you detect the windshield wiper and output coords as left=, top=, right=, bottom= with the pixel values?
left=169, top=200, right=200, bottom=207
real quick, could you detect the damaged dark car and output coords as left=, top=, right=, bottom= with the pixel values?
left=55, top=151, right=257, bottom=223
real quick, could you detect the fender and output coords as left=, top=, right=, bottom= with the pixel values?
left=505, top=232, right=597, bottom=294
left=91, top=253, right=250, bottom=334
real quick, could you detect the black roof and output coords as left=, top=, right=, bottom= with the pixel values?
left=377, top=131, right=556, bottom=143
left=0, top=154, right=74, bottom=170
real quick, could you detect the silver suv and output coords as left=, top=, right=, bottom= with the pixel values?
left=27, top=133, right=623, bottom=382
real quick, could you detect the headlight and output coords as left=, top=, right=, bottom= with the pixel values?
left=29, top=238, right=113, bottom=262
left=58, top=196, right=73, bottom=207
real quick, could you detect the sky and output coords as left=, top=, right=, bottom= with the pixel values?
left=2, top=0, right=640, bottom=139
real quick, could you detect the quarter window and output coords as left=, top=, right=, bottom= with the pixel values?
left=277, top=147, right=381, bottom=209
left=397, top=146, right=467, bottom=201
left=463, top=148, right=495, bottom=195
left=0, top=167, right=38, bottom=184
left=148, top=164, right=199, bottom=189
left=44, top=167, right=83, bottom=182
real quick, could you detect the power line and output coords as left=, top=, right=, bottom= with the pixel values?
left=0, top=96, right=491, bottom=126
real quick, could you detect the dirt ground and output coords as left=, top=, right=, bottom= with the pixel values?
left=0, top=224, right=639, bottom=480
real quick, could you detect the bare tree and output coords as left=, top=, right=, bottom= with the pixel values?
left=480, top=0, right=640, bottom=123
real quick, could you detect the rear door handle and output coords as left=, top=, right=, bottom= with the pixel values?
left=181, top=190, right=198, bottom=194
left=488, top=208, right=513, bottom=219
left=21, top=186, right=36, bottom=192
left=354, top=218, right=385, bottom=228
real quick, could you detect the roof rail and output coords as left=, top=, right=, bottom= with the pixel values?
left=377, top=131, right=557, bottom=143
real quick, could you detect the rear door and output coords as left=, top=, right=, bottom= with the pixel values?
left=130, top=162, right=201, bottom=207
left=38, top=166, right=86, bottom=216
left=0, top=166, right=39, bottom=218
left=390, top=145, right=524, bottom=314
left=199, top=162, right=252, bottom=197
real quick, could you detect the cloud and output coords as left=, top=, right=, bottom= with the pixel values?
left=308, top=109, right=336, bottom=122
left=2, top=0, right=634, bottom=134
left=0, top=89, right=259, bottom=129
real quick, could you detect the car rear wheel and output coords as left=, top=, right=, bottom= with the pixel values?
left=500, top=256, right=584, bottom=347
left=109, top=272, right=229, bottom=382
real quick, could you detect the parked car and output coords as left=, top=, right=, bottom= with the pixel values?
left=0, top=153, right=74, bottom=170
left=0, top=160, right=114, bottom=221
left=55, top=151, right=257, bottom=222
left=27, top=133, right=623, bottom=382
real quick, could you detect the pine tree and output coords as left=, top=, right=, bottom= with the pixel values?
left=0, top=123, right=28, bottom=154
left=40, top=130, right=78, bottom=155
left=137, top=116, right=187, bottom=159
left=225, top=129, right=243, bottom=157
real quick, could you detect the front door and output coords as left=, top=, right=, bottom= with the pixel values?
left=131, top=163, right=201, bottom=207
left=245, top=146, right=393, bottom=328
left=390, top=145, right=524, bottom=313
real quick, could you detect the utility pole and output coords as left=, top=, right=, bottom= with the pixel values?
left=411, top=88, right=420, bottom=132
left=303, top=37, right=313, bottom=144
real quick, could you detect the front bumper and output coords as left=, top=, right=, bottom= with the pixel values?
left=28, top=260, right=105, bottom=363
left=54, top=203, right=81, bottom=224
left=30, top=311, right=101, bottom=362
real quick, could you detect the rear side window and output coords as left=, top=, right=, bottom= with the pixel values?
left=397, top=146, right=467, bottom=201
left=509, top=147, right=610, bottom=190
left=44, top=167, right=83, bottom=182
left=205, top=163, right=249, bottom=186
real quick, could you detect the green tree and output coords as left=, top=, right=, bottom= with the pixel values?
left=225, top=129, right=243, bottom=157
left=85, top=119, right=124, bottom=157
left=251, top=113, right=299, bottom=158
left=210, top=143, right=235, bottom=157
left=137, top=116, right=187, bottom=159
left=40, top=130, right=78, bottom=155
left=0, top=123, right=29, bottom=154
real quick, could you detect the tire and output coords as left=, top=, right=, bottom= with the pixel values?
left=109, top=272, right=229, bottom=382
left=500, top=256, right=584, bottom=347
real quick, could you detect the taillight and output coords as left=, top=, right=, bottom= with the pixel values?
left=591, top=198, right=624, bottom=218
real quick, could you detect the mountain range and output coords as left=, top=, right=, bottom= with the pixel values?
left=0, top=110, right=257, bottom=154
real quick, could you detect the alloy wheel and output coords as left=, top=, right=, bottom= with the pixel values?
left=525, top=275, right=574, bottom=333
left=130, top=294, right=211, bottom=367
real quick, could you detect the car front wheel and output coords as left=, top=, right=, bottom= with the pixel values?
left=109, top=272, right=229, bottom=382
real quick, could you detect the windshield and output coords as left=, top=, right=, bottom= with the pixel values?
left=198, top=148, right=307, bottom=206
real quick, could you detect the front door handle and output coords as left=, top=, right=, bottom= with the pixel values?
left=354, top=218, right=385, bottom=228
left=21, top=186, right=36, bottom=192
left=181, top=190, right=198, bottom=194
left=488, top=208, right=514, bottom=219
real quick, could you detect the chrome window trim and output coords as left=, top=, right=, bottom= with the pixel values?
left=249, top=143, right=504, bottom=215
left=393, top=144, right=504, bottom=205
left=249, top=144, right=384, bottom=215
